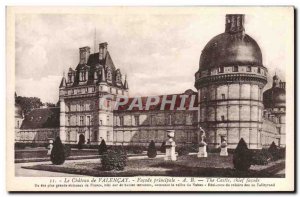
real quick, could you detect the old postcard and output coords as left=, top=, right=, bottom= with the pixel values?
left=6, top=6, right=294, bottom=192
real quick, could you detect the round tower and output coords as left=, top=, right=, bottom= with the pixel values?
left=194, top=14, right=268, bottom=149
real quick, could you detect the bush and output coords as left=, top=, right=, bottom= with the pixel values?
left=160, top=142, right=166, bottom=153
left=252, top=149, right=272, bottom=165
left=147, top=140, right=157, bottom=158
left=233, top=138, right=252, bottom=171
left=132, top=146, right=144, bottom=154
left=177, top=146, right=189, bottom=156
left=64, top=144, right=71, bottom=158
left=98, top=139, right=108, bottom=155
left=50, top=137, right=65, bottom=165
left=268, top=142, right=280, bottom=161
left=101, top=148, right=127, bottom=171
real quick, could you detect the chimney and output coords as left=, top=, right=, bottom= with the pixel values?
left=225, top=14, right=245, bottom=34
left=99, top=42, right=108, bottom=60
left=79, top=46, right=90, bottom=64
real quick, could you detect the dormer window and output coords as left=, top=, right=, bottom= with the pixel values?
left=80, top=71, right=86, bottom=81
left=107, top=70, right=112, bottom=81
left=218, top=66, right=224, bottom=73
left=233, top=65, right=238, bottom=72
left=246, top=66, right=251, bottom=72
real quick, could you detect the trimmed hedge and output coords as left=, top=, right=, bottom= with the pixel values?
left=160, top=142, right=166, bottom=153
left=98, top=139, right=108, bottom=155
left=101, top=147, right=127, bottom=171
left=50, top=137, right=65, bottom=165
left=233, top=138, right=252, bottom=171
left=147, top=140, right=157, bottom=158
left=177, top=146, right=189, bottom=156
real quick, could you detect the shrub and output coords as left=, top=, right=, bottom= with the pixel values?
left=132, top=146, right=144, bottom=154
left=101, top=148, right=127, bottom=171
left=64, top=144, right=71, bottom=158
left=50, top=137, right=65, bottom=165
left=160, top=142, right=166, bottom=153
left=233, top=138, right=252, bottom=171
left=177, top=146, right=189, bottom=156
left=147, top=140, right=157, bottom=158
left=252, top=149, right=272, bottom=165
left=98, top=139, right=108, bottom=155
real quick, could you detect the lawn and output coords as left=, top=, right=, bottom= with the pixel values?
left=23, top=154, right=285, bottom=177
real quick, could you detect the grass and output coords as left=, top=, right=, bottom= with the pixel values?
left=22, top=154, right=285, bottom=177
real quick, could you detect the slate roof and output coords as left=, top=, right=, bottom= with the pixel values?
left=20, top=107, right=60, bottom=129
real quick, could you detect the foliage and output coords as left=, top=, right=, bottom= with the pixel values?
left=64, top=144, right=71, bottom=158
left=15, top=96, right=43, bottom=115
left=268, top=142, right=279, bottom=161
left=101, top=148, right=127, bottom=171
left=160, top=141, right=166, bottom=153
left=147, top=140, right=157, bottom=158
left=251, top=149, right=272, bottom=165
left=44, top=102, right=56, bottom=107
left=177, top=146, right=189, bottom=156
left=233, top=138, right=252, bottom=171
left=50, top=137, right=65, bottom=165
left=98, top=139, right=108, bottom=155
left=15, top=142, right=26, bottom=149
left=127, top=146, right=144, bottom=154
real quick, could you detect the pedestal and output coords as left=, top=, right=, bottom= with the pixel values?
left=197, top=145, right=207, bottom=158
left=164, top=141, right=177, bottom=161
left=220, top=147, right=228, bottom=156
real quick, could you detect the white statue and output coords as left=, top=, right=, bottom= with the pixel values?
left=47, top=139, right=54, bottom=156
left=197, top=126, right=208, bottom=158
left=164, top=130, right=177, bottom=161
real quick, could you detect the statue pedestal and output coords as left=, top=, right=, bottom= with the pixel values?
left=164, top=141, right=177, bottom=161
left=220, top=147, right=228, bottom=156
left=197, top=145, right=207, bottom=158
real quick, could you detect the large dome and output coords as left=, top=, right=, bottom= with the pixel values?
left=199, top=33, right=263, bottom=71
left=198, top=14, right=263, bottom=71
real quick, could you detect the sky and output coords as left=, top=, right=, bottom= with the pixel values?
left=15, top=7, right=292, bottom=103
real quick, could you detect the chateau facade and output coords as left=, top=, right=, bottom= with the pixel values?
left=15, top=14, right=286, bottom=149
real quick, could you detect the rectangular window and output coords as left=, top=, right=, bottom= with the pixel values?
left=246, top=66, right=251, bottom=72
left=67, top=116, right=70, bottom=126
left=80, top=116, right=84, bottom=126
left=257, top=67, right=261, bottom=73
left=168, top=114, right=172, bottom=125
left=218, top=66, right=224, bottom=73
left=107, top=115, right=110, bottom=125
left=150, top=115, right=155, bottom=125
left=92, top=87, right=95, bottom=92
left=100, top=120, right=103, bottom=125
left=233, top=65, right=238, bottom=72
left=134, top=115, right=139, bottom=126
left=85, top=87, right=88, bottom=93
left=221, top=94, right=225, bottom=100
left=116, top=89, right=119, bottom=94
left=120, top=116, right=124, bottom=126
left=221, top=115, right=225, bottom=121
left=86, top=116, right=91, bottom=126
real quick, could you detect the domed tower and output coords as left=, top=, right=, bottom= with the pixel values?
left=263, top=74, right=286, bottom=147
left=194, top=14, right=268, bottom=149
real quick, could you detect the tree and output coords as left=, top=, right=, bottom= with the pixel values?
left=233, top=138, right=252, bottom=171
left=50, top=137, right=65, bottom=165
left=98, top=139, right=108, bottom=155
left=147, top=140, right=157, bottom=158
left=15, top=96, right=43, bottom=115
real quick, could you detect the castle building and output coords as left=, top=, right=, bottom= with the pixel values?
left=15, top=14, right=286, bottom=149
